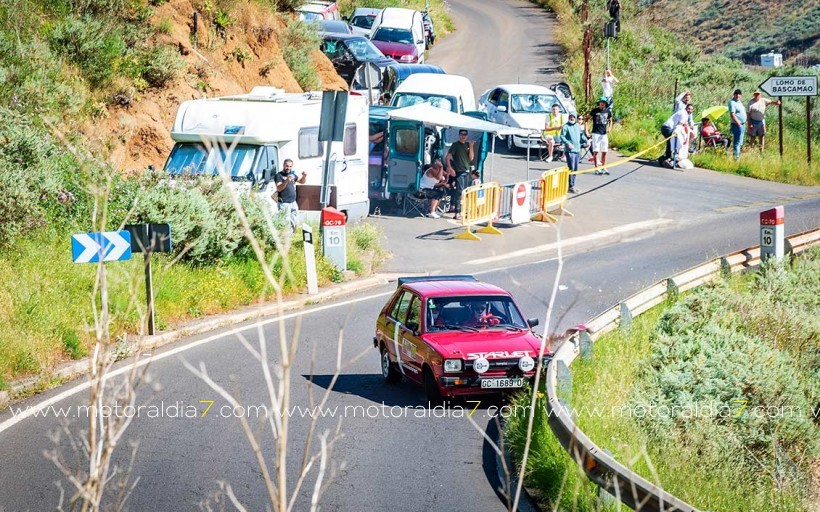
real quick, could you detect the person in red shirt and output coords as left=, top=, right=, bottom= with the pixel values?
left=700, top=118, right=729, bottom=149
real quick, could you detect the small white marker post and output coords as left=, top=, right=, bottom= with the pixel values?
left=760, top=206, right=784, bottom=262
left=303, top=225, right=319, bottom=295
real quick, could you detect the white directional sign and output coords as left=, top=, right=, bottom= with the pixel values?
left=71, top=231, right=132, bottom=263
left=758, top=76, right=817, bottom=97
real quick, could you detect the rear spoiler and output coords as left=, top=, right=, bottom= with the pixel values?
left=397, top=275, right=477, bottom=287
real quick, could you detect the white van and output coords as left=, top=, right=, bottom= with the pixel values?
left=369, top=8, right=425, bottom=64
left=389, top=73, right=476, bottom=113
left=163, top=87, right=370, bottom=222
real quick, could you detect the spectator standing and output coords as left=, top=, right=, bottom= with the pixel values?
left=559, top=113, right=588, bottom=194
left=590, top=97, right=613, bottom=173
left=419, top=159, right=448, bottom=218
left=747, top=90, right=781, bottom=151
left=445, top=129, right=475, bottom=220
left=674, top=90, right=692, bottom=114
left=600, top=68, right=619, bottom=108
left=542, top=103, right=566, bottom=162
left=273, top=159, right=307, bottom=232
left=728, top=89, right=746, bottom=160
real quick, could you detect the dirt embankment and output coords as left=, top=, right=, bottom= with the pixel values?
left=96, top=0, right=347, bottom=173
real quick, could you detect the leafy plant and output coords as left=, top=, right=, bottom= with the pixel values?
left=279, top=18, right=320, bottom=91
left=139, top=44, right=183, bottom=88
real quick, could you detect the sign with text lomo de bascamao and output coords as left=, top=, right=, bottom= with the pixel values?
left=758, top=76, right=817, bottom=97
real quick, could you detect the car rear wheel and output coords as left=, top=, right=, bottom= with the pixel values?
left=381, top=347, right=402, bottom=384
left=423, top=367, right=444, bottom=406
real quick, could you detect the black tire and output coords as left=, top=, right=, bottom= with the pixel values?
left=506, top=134, right=517, bottom=154
left=423, top=367, right=444, bottom=406
left=381, top=346, right=402, bottom=384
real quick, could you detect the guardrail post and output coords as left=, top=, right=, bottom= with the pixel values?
left=666, top=277, right=679, bottom=302
left=619, top=303, right=632, bottom=331
left=720, top=257, right=731, bottom=280
left=579, top=330, right=593, bottom=360
left=557, top=360, right=572, bottom=404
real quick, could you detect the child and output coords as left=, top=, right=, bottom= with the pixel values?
left=470, top=170, right=481, bottom=186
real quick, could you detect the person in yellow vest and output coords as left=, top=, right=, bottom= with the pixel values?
left=541, top=104, right=567, bottom=162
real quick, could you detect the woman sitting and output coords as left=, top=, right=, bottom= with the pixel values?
left=700, top=118, right=730, bottom=149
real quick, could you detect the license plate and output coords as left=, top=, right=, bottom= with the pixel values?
left=480, top=378, right=524, bottom=389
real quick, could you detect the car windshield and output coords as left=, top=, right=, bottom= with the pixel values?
left=164, top=143, right=259, bottom=180
left=351, top=15, right=374, bottom=29
left=510, top=94, right=560, bottom=113
left=345, top=37, right=386, bottom=60
left=299, top=11, right=322, bottom=22
left=392, top=93, right=456, bottom=113
left=426, top=296, right=528, bottom=331
left=372, top=27, right=414, bottom=44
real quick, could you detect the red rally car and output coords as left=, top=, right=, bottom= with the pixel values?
left=373, top=276, right=551, bottom=403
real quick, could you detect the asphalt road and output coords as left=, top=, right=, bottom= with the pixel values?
left=1, top=1, right=819, bottom=511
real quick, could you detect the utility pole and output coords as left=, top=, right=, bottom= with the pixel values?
left=581, top=0, right=592, bottom=106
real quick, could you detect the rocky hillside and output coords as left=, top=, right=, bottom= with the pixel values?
left=639, top=0, right=820, bottom=65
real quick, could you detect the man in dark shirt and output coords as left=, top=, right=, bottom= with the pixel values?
left=589, top=98, right=613, bottom=174
left=444, top=129, right=474, bottom=220
left=273, top=158, right=307, bottom=231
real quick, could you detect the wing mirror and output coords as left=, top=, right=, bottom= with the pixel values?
left=527, top=317, right=539, bottom=328
left=497, top=105, right=507, bottom=112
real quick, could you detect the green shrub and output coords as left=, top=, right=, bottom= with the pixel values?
left=139, top=45, right=183, bottom=88
left=60, top=327, right=86, bottom=359
left=47, top=16, right=126, bottom=88
left=280, top=18, right=320, bottom=91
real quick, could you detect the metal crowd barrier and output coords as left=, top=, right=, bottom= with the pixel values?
left=497, top=183, right=516, bottom=222
left=544, top=228, right=820, bottom=511
left=455, top=182, right=503, bottom=241
left=533, top=167, right=573, bottom=223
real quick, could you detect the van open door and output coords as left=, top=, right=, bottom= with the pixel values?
left=386, top=120, right=424, bottom=195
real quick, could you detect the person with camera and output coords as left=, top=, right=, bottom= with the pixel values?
left=274, top=158, right=307, bottom=232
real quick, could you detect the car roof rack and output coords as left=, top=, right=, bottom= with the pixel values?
left=397, top=275, right=478, bottom=287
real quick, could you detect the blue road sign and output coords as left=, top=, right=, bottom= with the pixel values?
left=71, top=231, right=133, bottom=263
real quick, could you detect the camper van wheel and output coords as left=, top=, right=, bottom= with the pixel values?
left=506, top=135, right=517, bottom=153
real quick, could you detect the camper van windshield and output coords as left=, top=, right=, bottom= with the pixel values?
left=510, top=94, right=560, bottom=114
left=372, top=27, right=414, bottom=45
left=392, top=93, right=456, bottom=113
left=165, top=143, right=259, bottom=180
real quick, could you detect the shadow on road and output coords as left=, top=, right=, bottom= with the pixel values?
left=305, top=373, right=425, bottom=407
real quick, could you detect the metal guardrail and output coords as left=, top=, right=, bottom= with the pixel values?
left=544, top=227, right=820, bottom=512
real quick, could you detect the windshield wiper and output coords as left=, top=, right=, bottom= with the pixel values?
left=489, top=323, right=526, bottom=331
left=441, top=324, right=479, bottom=332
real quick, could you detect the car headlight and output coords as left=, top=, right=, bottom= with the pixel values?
left=443, top=359, right=463, bottom=373
left=399, top=54, right=416, bottom=63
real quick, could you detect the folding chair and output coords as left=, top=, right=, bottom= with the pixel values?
left=402, top=191, right=430, bottom=217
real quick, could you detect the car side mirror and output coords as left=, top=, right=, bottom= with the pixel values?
left=497, top=105, right=507, bottom=113
left=406, top=321, right=419, bottom=334
left=527, top=317, right=539, bottom=328
left=417, top=40, right=425, bottom=45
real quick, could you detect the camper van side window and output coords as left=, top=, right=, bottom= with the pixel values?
left=395, top=128, right=419, bottom=156
left=298, top=127, right=322, bottom=159
left=343, top=124, right=357, bottom=156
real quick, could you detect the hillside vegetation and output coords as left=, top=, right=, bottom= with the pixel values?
left=640, top=0, right=820, bottom=66
left=532, top=0, right=820, bottom=185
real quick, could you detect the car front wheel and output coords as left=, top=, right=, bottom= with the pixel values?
left=423, top=367, right=444, bottom=406
left=381, top=347, right=402, bottom=384
left=506, top=134, right=517, bottom=153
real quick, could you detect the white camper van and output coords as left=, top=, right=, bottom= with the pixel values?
left=163, top=87, right=370, bottom=222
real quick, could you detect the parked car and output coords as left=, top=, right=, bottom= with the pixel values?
left=374, top=275, right=547, bottom=403
left=478, top=83, right=576, bottom=152
left=320, top=33, right=396, bottom=86
left=347, top=7, right=381, bottom=37
left=369, top=8, right=426, bottom=64
left=297, top=0, right=340, bottom=21
left=390, top=73, right=476, bottom=113
left=379, top=63, right=445, bottom=104
left=319, top=19, right=352, bottom=34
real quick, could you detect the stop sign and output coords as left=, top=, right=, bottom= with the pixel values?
left=516, top=183, right=527, bottom=206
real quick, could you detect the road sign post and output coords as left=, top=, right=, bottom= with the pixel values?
left=510, top=182, right=531, bottom=224
left=760, top=206, right=784, bottom=262
left=318, top=91, right=349, bottom=253
left=758, top=75, right=818, bottom=164
left=125, top=223, right=172, bottom=335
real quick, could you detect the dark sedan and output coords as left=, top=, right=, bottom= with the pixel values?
left=320, top=33, right=397, bottom=85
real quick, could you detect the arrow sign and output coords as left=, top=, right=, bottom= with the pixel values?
left=758, top=76, right=817, bottom=97
left=71, top=231, right=132, bottom=264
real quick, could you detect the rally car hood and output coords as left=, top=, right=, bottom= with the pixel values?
left=423, top=330, right=544, bottom=360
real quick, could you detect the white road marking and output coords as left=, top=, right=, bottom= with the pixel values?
left=0, top=290, right=394, bottom=435
left=465, top=219, right=676, bottom=265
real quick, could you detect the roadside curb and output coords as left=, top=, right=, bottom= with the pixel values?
left=496, top=427, right=541, bottom=512
left=0, top=274, right=399, bottom=409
